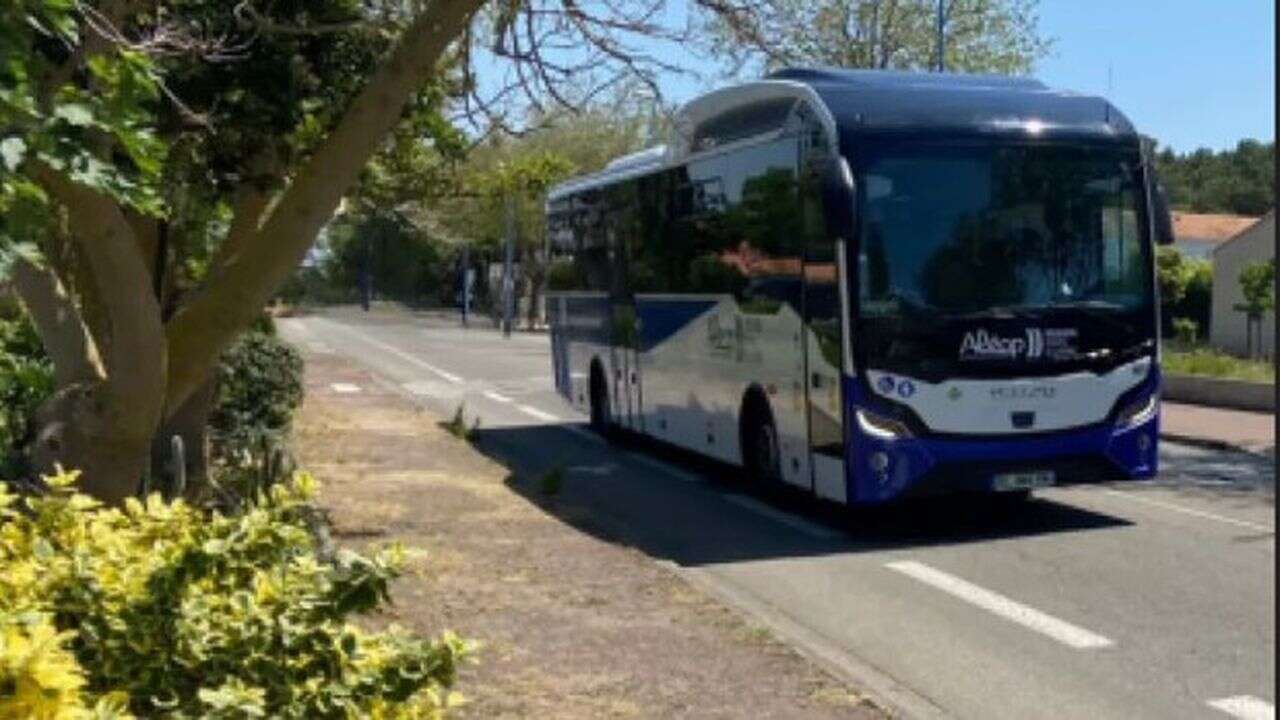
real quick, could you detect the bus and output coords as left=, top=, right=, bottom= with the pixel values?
left=544, top=68, right=1175, bottom=506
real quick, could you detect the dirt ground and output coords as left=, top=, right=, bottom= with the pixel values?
left=294, top=350, right=885, bottom=719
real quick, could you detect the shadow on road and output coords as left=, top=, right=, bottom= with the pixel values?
left=470, top=423, right=1132, bottom=567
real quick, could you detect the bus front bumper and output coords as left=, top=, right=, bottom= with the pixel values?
left=845, top=381, right=1161, bottom=504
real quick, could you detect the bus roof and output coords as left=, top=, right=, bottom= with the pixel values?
left=769, top=67, right=1135, bottom=141
left=548, top=68, right=1138, bottom=202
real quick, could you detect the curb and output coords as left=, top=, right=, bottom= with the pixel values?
left=1160, top=432, right=1272, bottom=458
left=655, top=559, right=949, bottom=720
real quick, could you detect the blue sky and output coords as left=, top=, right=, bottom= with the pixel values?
left=1034, top=1, right=1274, bottom=152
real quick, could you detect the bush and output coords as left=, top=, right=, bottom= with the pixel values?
left=210, top=331, right=304, bottom=465
left=0, top=470, right=469, bottom=718
left=1164, top=347, right=1276, bottom=383
left=1171, top=317, right=1199, bottom=345
left=0, top=315, right=53, bottom=481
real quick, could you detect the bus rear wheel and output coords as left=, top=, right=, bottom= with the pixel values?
left=741, top=397, right=781, bottom=485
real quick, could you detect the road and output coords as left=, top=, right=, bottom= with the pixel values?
left=282, top=306, right=1275, bottom=720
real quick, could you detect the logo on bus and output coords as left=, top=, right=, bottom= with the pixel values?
left=959, top=328, right=1045, bottom=361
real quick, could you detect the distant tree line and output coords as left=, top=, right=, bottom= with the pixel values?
left=1156, top=140, right=1274, bottom=216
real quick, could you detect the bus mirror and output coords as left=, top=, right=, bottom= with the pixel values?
left=821, top=156, right=856, bottom=241
left=1151, top=178, right=1175, bottom=246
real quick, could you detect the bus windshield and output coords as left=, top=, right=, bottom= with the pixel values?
left=856, top=142, right=1155, bottom=378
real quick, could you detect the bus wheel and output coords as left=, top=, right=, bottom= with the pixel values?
left=589, top=363, right=613, bottom=438
left=742, top=397, right=781, bottom=485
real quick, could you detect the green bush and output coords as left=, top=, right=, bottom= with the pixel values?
left=0, top=469, right=469, bottom=718
left=210, top=331, right=304, bottom=466
left=0, top=314, right=53, bottom=481
left=1171, top=317, right=1199, bottom=345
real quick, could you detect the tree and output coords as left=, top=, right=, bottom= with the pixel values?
left=1234, top=258, right=1275, bottom=359
left=432, top=106, right=661, bottom=326
left=702, top=0, right=1052, bottom=76
left=2, top=0, right=750, bottom=502
left=1155, top=140, right=1275, bottom=216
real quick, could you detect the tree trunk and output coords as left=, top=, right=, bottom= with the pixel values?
left=30, top=384, right=152, bottom=504
left=150, top=376, right=216, bottom=500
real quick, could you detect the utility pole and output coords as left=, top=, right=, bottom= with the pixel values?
left=936, top=0, right=946, bottom=72
left=501, top=192, right=515, bottom=338
left=460, top=242, right=471, bottom=328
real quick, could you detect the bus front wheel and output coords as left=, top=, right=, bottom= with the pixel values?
left=741, top=395, right=781, bottom=485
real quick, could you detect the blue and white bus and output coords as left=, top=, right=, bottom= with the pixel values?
left=545, top=68, right=1175, bottom=505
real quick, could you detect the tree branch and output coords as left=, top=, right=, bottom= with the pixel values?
left=10, top=257, right=106, bottom=387
left=164, top=0, right=485, bottom=416
left=29, top=162, right=166, bottom=416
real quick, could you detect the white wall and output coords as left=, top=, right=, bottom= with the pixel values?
left=1211, top=213, right=1275, bottom=357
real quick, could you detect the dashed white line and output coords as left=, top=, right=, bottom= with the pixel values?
left=1100, top=489, right=1274, bottom=534
left=724, top=494, right=841, bottom=540
left=330, top=382, right=361, bottom=394
left=885, top=560, right=1114, bottom=650
left=318, top=320, right=464, bottom=384
left=516, top=404, right=560, bottom=422
left=482, top=390, right=514, bottom=403
left=1208, top=695, right=1275, bottom=720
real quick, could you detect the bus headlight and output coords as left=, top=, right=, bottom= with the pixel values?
left=856, top=409, right=913, bottom=440
left=1117, top=392, right=1159, bottom=429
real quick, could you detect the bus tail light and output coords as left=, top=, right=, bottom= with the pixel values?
left=856, top=409, right=913, bottom=440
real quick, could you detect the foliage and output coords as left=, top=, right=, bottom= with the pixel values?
left=0, top=314, right=53, bottom=481
left=322, top=212, right=452, bottom=306
left=701, top=0, right=1051, bottom=76
left=1, top=2, right=167, bottom=268
left=1236, top=259, right=1276, bottom=318
left=0, top=469, right=469, bottom=718
left=1156, top=247, right=1213, bottom=336
left=1163, top=348, right=1275, bottom=384
left=1156, top=140, right=1274, bottom=216
left=209, top=332, right=304, bottom=465
left=539, top=465, right=565, bottom=497
left=1171, top=317, right=1198, bottom=345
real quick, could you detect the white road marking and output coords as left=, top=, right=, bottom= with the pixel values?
left=724, top=494, right=841, bottom=540
left=307, top=341, right=333, bottom=353
left=1208, top=695, right=1275, bottom=720
left=330, top=382, right=361, bottom=394
left=516, top=404, right=559, bottom=422
left=1100, top=489, right=1274, bottom=534
left=319, top=320, right=463, bottom=384
left=885, top=560, right=1114, bottom=650
left=483, top=390, right=514, bottom=403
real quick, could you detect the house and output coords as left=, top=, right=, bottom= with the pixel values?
left=1172, top=212, right=1260, bottom=258
left=1210, top=211, right=1275, bottom=357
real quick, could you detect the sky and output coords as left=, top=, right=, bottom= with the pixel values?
left=1033, top=1, right=1274, bottom=153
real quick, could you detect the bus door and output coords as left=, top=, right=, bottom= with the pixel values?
left=610, top=302, right=642, bottom=432
left=800, top=142, right=849, bottom=502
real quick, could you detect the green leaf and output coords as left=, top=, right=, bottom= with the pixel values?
left=0, top=137, right=26, bottom=170
left=53, top=102, right=95, bottom=127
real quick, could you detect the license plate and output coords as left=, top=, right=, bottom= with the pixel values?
left=992, top=470, right=1056, bottom=492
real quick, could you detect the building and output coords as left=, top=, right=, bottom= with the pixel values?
left=1210, top=211, right=1275, bottom=357
left=1172, top=212, right=1259, bottom=258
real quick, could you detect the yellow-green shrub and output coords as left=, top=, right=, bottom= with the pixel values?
left=0, top=471, right=468, bottom=719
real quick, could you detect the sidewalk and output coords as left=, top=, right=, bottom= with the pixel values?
left=293, top=348, right=882, bottom=719
left=1161, top=401, right=1275, bottom=456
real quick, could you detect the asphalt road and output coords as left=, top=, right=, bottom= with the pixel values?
left=281, top=306, right=1275, bottom=720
